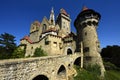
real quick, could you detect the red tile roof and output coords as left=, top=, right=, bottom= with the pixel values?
left=60, top=8, right=69, bottom=16
left=82, top=6, right=89, bottom=11
left=21, top=36, right=33, bottom=44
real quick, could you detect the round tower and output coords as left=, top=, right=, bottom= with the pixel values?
left=74, top=6, right=105, bottom=75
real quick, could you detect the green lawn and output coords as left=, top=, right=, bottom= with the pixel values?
left=104, top=70, right=120, bottom=80
left=74, top=66, right=120, bottom=80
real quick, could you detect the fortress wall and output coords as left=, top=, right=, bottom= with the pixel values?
left=0, top=54, right=81, bottom=80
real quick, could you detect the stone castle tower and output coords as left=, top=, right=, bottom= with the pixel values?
left=74, top=6, right=105, bottom=75
left=56, top=8, right=71, bottom=37
left=20, top=6, right=105, bottom=76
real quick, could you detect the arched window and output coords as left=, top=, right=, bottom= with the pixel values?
left=74, top=57, right=81, bottom=66
left=42, top=24, right=47, bottom=32
left=57, top=65, right=66, bottom=77
left=67, top=48, right=72, bottom=55
left=32, top=75, right=49, bottom=80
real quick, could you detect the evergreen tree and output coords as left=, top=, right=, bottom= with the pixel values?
left=0, top=33, right=16, bottom=59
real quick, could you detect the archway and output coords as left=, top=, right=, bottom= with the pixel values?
left=32, top=75, right=49, bottom=80
left=74, top=57, right=81, bottom=67
left=67, top=48, right=72, bottom=55
left=57, top=65, right=66, bottom=78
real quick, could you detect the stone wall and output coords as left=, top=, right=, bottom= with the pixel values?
left=0, top=53, right=82, bottom=80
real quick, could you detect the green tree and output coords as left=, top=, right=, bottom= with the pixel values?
left=0, top=33, right=17, bottom=59
left=33, top=46, right=47, bottom=57
left=11, top=47, right=25, bottom=58
left=101, top=45, right=120, bottom=68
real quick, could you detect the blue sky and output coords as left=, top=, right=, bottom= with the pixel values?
left=0, top=0, right=120, bottom=48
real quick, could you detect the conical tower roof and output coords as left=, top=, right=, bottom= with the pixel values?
left=82, top=6, right=89, bottom=11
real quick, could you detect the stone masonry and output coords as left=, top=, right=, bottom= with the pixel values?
left=0, top=53, right=83, bottom=80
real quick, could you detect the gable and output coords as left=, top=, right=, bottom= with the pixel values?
left=39, top=17, right=51, bottom=33
left=41, top=16, right=50, bottom=26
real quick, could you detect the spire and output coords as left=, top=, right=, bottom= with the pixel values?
left=49, top=7, right=55, bottom=25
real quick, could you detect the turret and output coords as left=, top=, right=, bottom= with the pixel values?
left=74, top=6, right=101, bottom=53
left=74, top=6, right=105, bottom=76
left=29, top=21, right=40, bottom=42
left=30, top=21, right=40, bottom=33
left=56, top=8, right=71, bottom=37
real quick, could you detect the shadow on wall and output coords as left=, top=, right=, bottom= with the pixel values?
left=57, top=65, right=66, bottom=79
left=32, top=75, right=49, bottom=80
left=74, top=57, right=81, bottom=66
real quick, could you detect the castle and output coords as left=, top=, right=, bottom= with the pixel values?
left=0, top=6, right=105, bottom=80
left=20, top=6, right=105, bottom=76
left=20, top=7, right=74, bottom=56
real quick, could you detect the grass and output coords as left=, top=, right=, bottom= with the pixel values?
left=74, top=65, right=120, bottom=80
left=74, top=65, right=100, bottom=80
left=104, top=70, right=120, bottom=80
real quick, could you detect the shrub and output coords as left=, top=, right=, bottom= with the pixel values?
left=11, top=47, right=25, bottom=58
left=33, top=46, right=47, bottom=57
left=86, top=64, right=101, bottom=76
